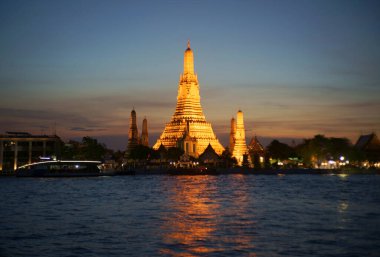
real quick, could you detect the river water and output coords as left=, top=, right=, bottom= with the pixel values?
left=0, top=174, right=379, bottom=257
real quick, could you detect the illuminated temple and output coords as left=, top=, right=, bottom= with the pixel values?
left=153, top=41, right=224, bottom=157
left=230, top=110, right=249, bottom=165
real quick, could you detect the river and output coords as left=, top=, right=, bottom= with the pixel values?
left=1, top=174, right=379, bottom=256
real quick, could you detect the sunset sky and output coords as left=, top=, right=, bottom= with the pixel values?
left=1, top=0, right=379, bottom=150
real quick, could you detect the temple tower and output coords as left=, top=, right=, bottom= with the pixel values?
left=248, top=134, right=265, bottom=167
left=153, top=41, right=224, bottom=157
left=141, top=117, right=149, bottom=147
left=229, top=117, right=236, bottom=153
left=126, top=109, right=139, bottom=157
left=231, top=110, right=249, bottom=165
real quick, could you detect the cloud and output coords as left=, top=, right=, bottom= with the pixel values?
left=336, top=101, right=380, bottom=109
left=0, top=107, right=110, bottom=138
left=0, top=107, right=96, bottom=125
left=70, top=127, right=107, bottom=132
left=89, top=94, right=174, bottom=109
left=324, top=47, right=380, bottom=84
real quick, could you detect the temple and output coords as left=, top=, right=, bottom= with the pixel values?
left=141, top=117, right=149, bottom=147
left=125, top=109, right=139, bottom=157
left=229, top=117, right=236, bottom=152
left=153, top=41, right=224, bottom=157
left=230, top=110, right=249, bottom=165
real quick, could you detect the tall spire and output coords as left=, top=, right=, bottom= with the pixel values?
left=175, top=41, right=201, bottom=119
left=232, top=110, right=249, bottom=165
left=141, top=117, right=149, bottom=147
left=230, top=117, right=236, bottom=153
left=126, top=109, right=139, bottom=158
left=153, top=41, right=225, bottom=156
left=183, top=40, right=194, bottom=75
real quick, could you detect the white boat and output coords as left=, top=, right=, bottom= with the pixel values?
left=16, top=160, right=102, bottom=177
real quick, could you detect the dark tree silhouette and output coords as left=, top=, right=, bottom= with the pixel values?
left=129, top=145, right=152, bottom=160
left=296, top=135, right=354, bottom=167
left=166, top=147, right=184, bottom=161
left=80, top=136, right=107, bottom=160
left=242, top=154, right=250, bottom=168
left=220, top=148, right=237, bottom=168
left=253, top=153, right=261, bottom=170
left=266, top=140, right=295, bottom=161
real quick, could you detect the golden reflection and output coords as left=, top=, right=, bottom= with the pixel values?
left=337, top=200, right=350, bottom=231
left=338, top=201, right=349, bottom=213
left=160, top=176, right=219, bottom=255
left=159, top=175, right=256, bottom=256
left=337, top=173, right=349, bottom=180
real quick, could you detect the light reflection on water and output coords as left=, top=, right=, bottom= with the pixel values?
left=159, top=176, right=256, bottom=256
left=0, top=175, right=380, bottom=257
left=160, top=176, right=219, bottom=255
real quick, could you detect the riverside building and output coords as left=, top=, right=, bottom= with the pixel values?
left=0, top=132, right=61, bottom=172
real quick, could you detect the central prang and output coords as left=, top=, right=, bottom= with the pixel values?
left=153, top=41, right=225, bottom=157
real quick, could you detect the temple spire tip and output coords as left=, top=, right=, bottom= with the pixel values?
left=187, top=39, right=190, bottom=49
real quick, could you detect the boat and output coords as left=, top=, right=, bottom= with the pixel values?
left=16, top=160, right=102, bottom=177
left=98, top=163, right=136, bottom=176
left=100, top=168, right=136, bottom=176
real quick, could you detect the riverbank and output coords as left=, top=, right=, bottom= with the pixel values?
left=1, top=167, right=379, bottom=177
left=116, top=167, right=380, bottom=176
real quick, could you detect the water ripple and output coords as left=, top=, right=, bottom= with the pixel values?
left=0, top=175, right=379, bottom=256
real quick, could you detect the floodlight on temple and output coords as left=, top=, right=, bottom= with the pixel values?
left=230, top=110, right=249, bottom=165
left=153, top=41, right=224, bottom=157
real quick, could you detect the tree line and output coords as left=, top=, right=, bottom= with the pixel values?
left=61, top=134, right=376, bottom=169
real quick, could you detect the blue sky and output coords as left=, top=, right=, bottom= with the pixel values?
left=1, top=0, right=379, bottom=150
